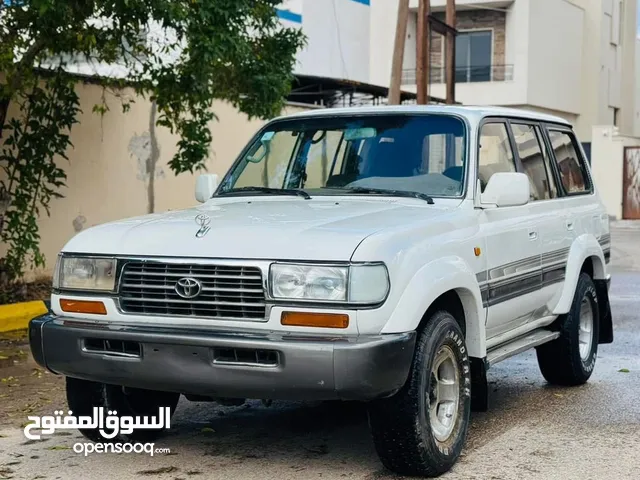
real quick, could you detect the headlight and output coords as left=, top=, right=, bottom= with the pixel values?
left=270, top=263, right=389, bottom=304
left=55, top=256, right=117, bottom=291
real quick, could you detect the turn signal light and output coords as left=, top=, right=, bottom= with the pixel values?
left=60, top=299, right=107, bottom=315
left=281, top=311, right=349, bottom=329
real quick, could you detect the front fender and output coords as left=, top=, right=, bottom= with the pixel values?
left=380, top=256, right=486, bottom=358
left=552, top=234, right=606, bottom=315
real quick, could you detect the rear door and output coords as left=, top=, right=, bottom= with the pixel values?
left=542, top=127, right=604, bottom=310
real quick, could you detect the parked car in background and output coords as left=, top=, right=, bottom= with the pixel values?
left=30, top=105, right=612, bottom=477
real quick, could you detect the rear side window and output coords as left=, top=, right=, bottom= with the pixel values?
left=511, top=123, right=557, bottom=201
left=547, top=130, right=591, bottom=194
left=478, top=122, right=516, bottom=192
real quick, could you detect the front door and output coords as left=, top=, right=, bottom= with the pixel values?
left=509, top=122, right=569, bottom=317
left=476, top=120, right=543, bottom=340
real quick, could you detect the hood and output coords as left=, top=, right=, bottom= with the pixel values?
left=63, top=197, right=456, bottom=261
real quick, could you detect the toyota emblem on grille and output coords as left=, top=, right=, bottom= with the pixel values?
left=175, top=277, right=202, bottom=299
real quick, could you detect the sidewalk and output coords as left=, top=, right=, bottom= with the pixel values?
left=609, top=220, right=640, bottom=273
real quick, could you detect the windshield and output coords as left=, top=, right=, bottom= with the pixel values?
left=218, top=114, right=467, bottom=198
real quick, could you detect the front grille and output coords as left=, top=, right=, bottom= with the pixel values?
left=118, top=262, right=266, bottom=319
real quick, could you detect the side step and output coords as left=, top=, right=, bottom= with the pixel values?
left=486, top=329, right=560, bottom=368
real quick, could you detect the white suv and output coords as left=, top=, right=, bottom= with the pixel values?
left=29, top=106, right=613, bottom=477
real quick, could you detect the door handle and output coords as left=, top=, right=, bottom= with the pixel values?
left=566, top=220, right=574, bottom=231
left=528, top=230, right=538, bottom=240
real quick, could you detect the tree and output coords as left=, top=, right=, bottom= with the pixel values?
left=0, top=0, right=305, bottom=283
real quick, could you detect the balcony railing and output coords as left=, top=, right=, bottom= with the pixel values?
left=401, top=64, right=514, bottom=85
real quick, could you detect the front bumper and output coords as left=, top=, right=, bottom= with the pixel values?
left=29, top=314, right=416, bottom=401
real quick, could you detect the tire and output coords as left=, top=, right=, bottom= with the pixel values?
left=66, top=377, right=180, bottom=443
left=536, top=272, right=600, bottom=386
left=367, top=311, right=471, bottom=477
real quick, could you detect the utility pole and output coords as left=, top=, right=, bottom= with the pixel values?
left=445, top=0, right=457, bottom=104
left=388, top=0, right=410, bottom=105
left=416, top=0, right=430, bottom=104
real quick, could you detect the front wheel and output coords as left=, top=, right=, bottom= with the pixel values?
left=367, top=311, right=471, bottom=477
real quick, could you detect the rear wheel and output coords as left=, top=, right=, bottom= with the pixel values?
left=66, top=377, right=180, bottom=442
left=367, top=311, right=471, bottom=477
left=536, top=272, right=600, bottom=386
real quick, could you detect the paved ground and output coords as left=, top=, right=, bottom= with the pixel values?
left=1, top=222, right=639, bottom=480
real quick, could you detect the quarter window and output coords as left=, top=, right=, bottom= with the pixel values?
left=547, top=130, right=590, bottom=194
left=478, top=122, right=516, bottom=192
left=511, top=123, right=556, bottom=201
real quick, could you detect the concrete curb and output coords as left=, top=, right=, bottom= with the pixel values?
left=0, top=300, right=49, bottom=333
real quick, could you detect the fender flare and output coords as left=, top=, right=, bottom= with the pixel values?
left=552, top=234, right=606, bottom=315
left=380, top=256, right=486, bottom=358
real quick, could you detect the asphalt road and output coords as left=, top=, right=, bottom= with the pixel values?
left=1, top=222, right=639, bottom=480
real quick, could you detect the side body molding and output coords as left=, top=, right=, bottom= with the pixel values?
left=380, top=256, right=486, bottom=359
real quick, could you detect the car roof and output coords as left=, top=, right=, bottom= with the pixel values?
left=275, top=105, right=572, bottom=127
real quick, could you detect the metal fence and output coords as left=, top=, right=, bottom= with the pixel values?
left=401, top=64, right=514, bottom=85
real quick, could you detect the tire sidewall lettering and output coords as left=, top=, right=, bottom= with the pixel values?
left=429, top=322, right=471, bottom=459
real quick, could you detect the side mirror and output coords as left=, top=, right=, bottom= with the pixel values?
left=195, top=174, right=219, bottom=203
left=480, top=172, right=530, bottom=208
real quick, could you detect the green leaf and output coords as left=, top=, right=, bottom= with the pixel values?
left=0, top=0, right=304, bottom=282
left=619, top=368, right=630, bottom=373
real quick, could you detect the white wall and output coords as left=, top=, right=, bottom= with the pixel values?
left=526, top=0, right=584, bottom=115
left=369, top=0, right=399, bottom=87
left=281, top=0, right=371, bottom=84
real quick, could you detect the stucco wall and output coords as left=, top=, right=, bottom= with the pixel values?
left=591, top=125, right=640, bottom=219
left=0, top=81, right=313, bottom=278
left=291, top=0, right=371, bottom=85
left=526, top=0, right=584, bottom=116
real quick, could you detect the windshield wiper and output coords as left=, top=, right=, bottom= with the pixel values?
left=338, top=187, right=434, bottom=205
left=216, top=186, right=311, bottom=200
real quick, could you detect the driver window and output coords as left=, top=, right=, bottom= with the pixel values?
left=233, top=131, right=299, bottom=189
left=478, top=122, right=516, bottom=192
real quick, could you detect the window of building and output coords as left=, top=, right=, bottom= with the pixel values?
left=478, top=122, right=516, bottom=191
left=511, top=123, right=556, bottom=201
left=455, top=30, right=492, bottom=83
left=547, top=130, right=591, bottom=195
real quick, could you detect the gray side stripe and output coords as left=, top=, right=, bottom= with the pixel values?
left=475, top=240, right=610, bottom=307
left=477, top=247, right=570, bottom=308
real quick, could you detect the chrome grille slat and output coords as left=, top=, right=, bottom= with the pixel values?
left=118, top=261, right=267, bottom=320
left=121, top=297, right=266, bottom=307
left=122, top=271, right=262, bottom=280
left=121, top=283, right=263, bottom=294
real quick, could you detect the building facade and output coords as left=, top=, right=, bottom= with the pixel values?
left=278, top=0, right=640, bottom=151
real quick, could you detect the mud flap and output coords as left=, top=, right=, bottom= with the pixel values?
left=594, top=278, right=613, bottom=344
left=470, top=357, right=488, bottom=412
